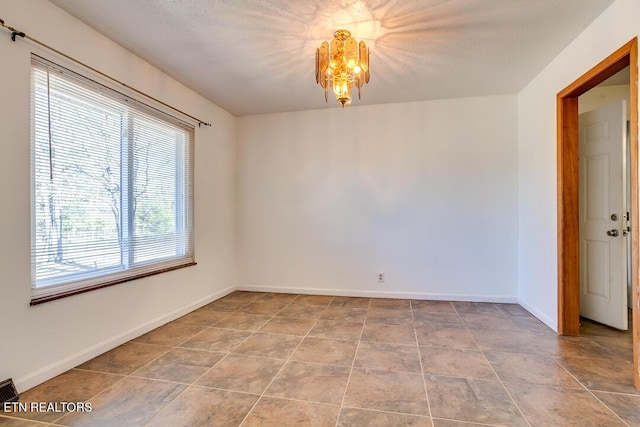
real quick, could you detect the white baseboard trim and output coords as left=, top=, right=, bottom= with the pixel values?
left=15, top=285, right=235, bottom=393
left=236, top=284, right=518, bottom=304
left=518, top=298, right=558, bottom=332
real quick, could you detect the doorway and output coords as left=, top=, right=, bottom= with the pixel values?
left=578, top=95, right=629, bottom=329
left=556, top=38, right=639, bottom=388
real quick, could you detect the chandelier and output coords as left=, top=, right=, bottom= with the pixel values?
left=315, top=30, right=370, bottom=107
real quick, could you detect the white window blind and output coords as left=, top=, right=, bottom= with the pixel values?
left=30, top=55, right=195, bottom=304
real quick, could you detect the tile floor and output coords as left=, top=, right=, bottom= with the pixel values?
left=1, top=291, right=638, bottom=426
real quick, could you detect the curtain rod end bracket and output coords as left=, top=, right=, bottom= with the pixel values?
left=11, top=31, right=25, bottom=42
left=198, top=122, right=212, bottom=128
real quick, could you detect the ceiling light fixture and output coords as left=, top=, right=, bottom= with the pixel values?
left=315, top=30, right=370, bottom=107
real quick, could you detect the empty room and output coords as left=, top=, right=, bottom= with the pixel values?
left=0, top=0, right=639, bottom=426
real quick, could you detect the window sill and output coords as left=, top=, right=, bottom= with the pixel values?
left=30, top=261, right=197, bottom=306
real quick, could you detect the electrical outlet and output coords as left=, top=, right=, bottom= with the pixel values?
left=377, top=272, right=385, bottom=282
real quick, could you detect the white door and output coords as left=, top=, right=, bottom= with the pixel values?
left=579, top=100, right=628, bottom=330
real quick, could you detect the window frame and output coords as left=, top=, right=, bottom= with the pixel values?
left=29, top=54, right=196, bottom=305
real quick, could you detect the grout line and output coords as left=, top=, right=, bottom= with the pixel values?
left=548, top=356, right=591, bottom=392
left=551, top=355, right=633, bottom=426
left=588, top=394, right=634, bottom=427
left=456, top=303, right=533, bottom=427
left=430, top=416, right=510, bottom=426
left=237, top=295, right=334, bottom=426
left=143, top=294, right=271, bottom=426
left=0, top=414, right=58, bottom=425
left=48, top=369, right=131, bottom=426
left=334, top=297, right=370, bottom=427
left=22, top=293, right=636, bottom=427
left=339, top=404, right=433, bottom=420
left=411, top=300, right=435, bottom=427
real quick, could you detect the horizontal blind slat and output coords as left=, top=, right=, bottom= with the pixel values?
left=30, top=55, right=195, bottom=303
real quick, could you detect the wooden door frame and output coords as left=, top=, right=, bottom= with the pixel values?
left=557, top=37, right=639, bottom=388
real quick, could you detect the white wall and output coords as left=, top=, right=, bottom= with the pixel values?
left=579, top=84, right=630, bottom=115
left=237, top=96, right=519, bottom=301
left=517, top=0, right=639, bottom=330
left=0, top=1, right=236, bottom=392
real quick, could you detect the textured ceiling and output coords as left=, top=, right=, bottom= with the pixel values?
left=50, top=0, right=615, bottom=116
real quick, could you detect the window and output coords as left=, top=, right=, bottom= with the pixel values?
left=30, top=55, right=195, bottom=304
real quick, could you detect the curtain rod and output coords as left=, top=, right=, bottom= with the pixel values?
left=0, top=18, right=212, bottom=127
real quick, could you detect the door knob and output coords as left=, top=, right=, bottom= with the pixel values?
left=607, top=229, right=619, bottom=237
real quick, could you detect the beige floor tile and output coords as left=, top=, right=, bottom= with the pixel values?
left=293, top=295, right=334, bottom=306
left=10, top=293, right=633, bottom=427
left=257, top=293, right=298, bottom=304
left=320, top=307, right=367, bottom=323
left=592, top=334, right=634, bottom=355
left=145, top=386, right=258, bottom=427
left=497, top=303, right=534, bottom=318
left=554, top=336, right=622, bottom=359
left=469, top=328, right=558, bottom=354
left=329, top=297, right=371, bottom=308
left=420, top=347, right=496, bottom=380
left=131, top=323, right=205, bottom=346
left=195, top=354, right=284, bottom=394
left=276, top=304, right=327, bottom=319
left=259, top=317, right=317, bottom=336
left=223, top=290, right=263, bottom=302
left=510, top=317, right=555, bottom=335
left=485, top=351, right=581, bottom=388
left=432, top=419, right=496, bottom=426
left=415, top=324, right=477, bottom=349
left=593, top=391, right=640, bottom=427
left=291, top=337, right=357, bottom=366
left=337, top=407, right=431, bottom=426
left=459, top=312, right=519, bottom=331
left=308, top=320, right=364, bottom=340
left=58, top=377, right=185, bottom=427
left=131, top=347, right=225, bottom=383
left=507, top=383, right=626, bottom=427
left=451, top=302, right=501, bottom=314
left=366, top=308, right=413, bottom=325
left=8, top=369, right=123, bottom=423
left=266, top=361, right=350, bottom=405
left=173, top=307, right=230, bottom=327
left=243, top=397, right=339, bottom=427
left=555, top=356, right=639, bottom=394
left=369, top=298, right=411, bottom=309
left=77, top=342, right=170, bottom=375
left=413, top=312, right=462, bottom=325
left=361, top=322, right=415, bottom=345
left=354, top=342, right=421, bottom=373
left=204, top=298, right=247, bottom=311
left=579, top=337, right=633, bottom=363
left=240, top=301, right=288, bottom=315
left=214, top=312, right=272, bottom=331
left=232, top=332, right=302, bottom=359
left=411, top=300, right=456, bottom=313
left=179, top=328, right=251, bottom=352
left=0, top=417, right=48, bottom=426
left=425, top=376, right=527, bottom=426
left=344, top=369, right=428, bottom=416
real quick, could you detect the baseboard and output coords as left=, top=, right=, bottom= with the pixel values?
left=236, top=283, right=518, bottom=304
left=14, top=285, right=235, bottom=393
left=518, top=298, right=558, bottom=332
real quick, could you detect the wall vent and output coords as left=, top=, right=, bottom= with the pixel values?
left=0, top=379, right=18, bottom=403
